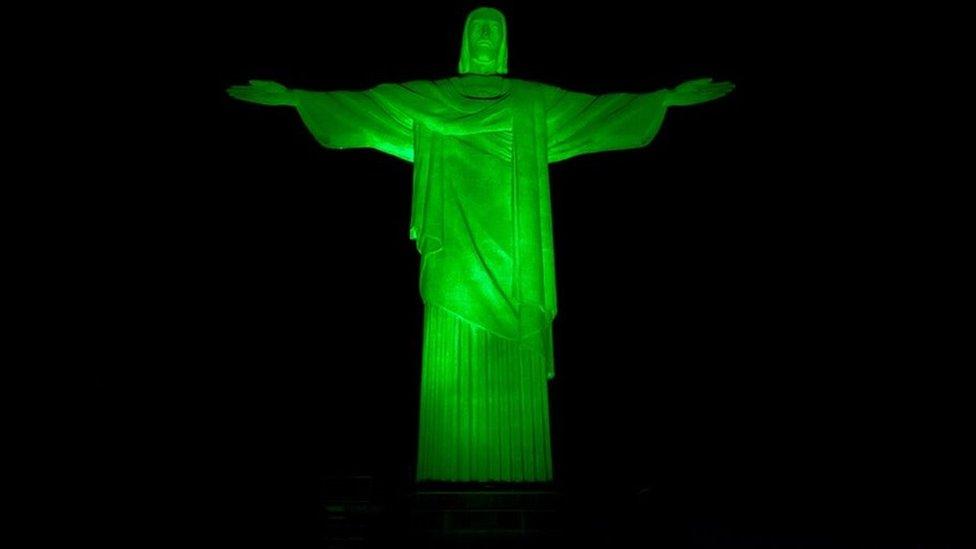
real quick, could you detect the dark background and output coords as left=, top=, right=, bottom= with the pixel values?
left=77, top=2, right=969, bottom=547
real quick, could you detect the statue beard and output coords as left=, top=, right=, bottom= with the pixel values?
left=472, top=45, right=498, bottom=64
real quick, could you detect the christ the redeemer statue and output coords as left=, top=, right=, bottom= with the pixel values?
left=228, top=7, right=733, bottom=483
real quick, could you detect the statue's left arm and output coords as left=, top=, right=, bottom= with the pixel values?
left=545, top=78, right=733, bottom=163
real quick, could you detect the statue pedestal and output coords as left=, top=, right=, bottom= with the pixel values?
left=409, top=484, right=562, bottom=547
left=320, top=475, right=383, bottom=548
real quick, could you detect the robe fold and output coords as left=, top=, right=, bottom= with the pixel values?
left=293, top=78, right=667, bottom=482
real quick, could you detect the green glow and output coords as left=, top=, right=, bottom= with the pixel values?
left=228, top=8, right=733, bottom=483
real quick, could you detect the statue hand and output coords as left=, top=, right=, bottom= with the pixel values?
left=665, top=78, right=734, bottom=107
left=226, top=80, right=295, bottom=106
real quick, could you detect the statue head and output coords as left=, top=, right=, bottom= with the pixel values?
left=458, top=7, right=508, bottom=75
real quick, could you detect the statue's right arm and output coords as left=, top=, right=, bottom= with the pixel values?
left=227, top=79, right=415, bottom=162
left=226, top=80, right=296, bottom=107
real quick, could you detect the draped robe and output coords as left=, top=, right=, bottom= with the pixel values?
left=293, top=77, right=667, bottom=482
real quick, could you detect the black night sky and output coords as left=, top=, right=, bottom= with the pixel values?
left=78, top=2, right=969, bottom=547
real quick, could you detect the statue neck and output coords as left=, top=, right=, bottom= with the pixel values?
left=452, top=74, right=509, bottom=99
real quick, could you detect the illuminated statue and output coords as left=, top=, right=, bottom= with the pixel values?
left=228, top=7, right=733, bottom=483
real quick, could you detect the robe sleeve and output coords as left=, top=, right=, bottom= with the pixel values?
left=545, top=86, right=669, bottom=163
left=292, top=87, right=415, bottom=162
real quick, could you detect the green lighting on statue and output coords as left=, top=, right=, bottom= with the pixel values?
left=228, top=7, right=733, bottom=483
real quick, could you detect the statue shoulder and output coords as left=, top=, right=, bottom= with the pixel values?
left=505, top=78, right=565, bottom=100
left=373, top=79, right=441, bottom=94
left=506, top=78, right=552, bottom=94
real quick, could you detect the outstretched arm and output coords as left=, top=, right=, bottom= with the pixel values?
left=545, top=78, right=734, bottom=163
left=663, top=78, right=735, bottom=107
left=226, top=79, right=414, bottom=162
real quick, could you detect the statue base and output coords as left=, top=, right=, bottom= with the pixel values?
left=320, top=475, right=380, bottom=548
left=409, top=483, right=563, bottom=547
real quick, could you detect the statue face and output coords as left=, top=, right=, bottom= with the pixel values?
left=468, top=16, right=503, bottom=65
left=458, top=7, right=508, bottom=75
